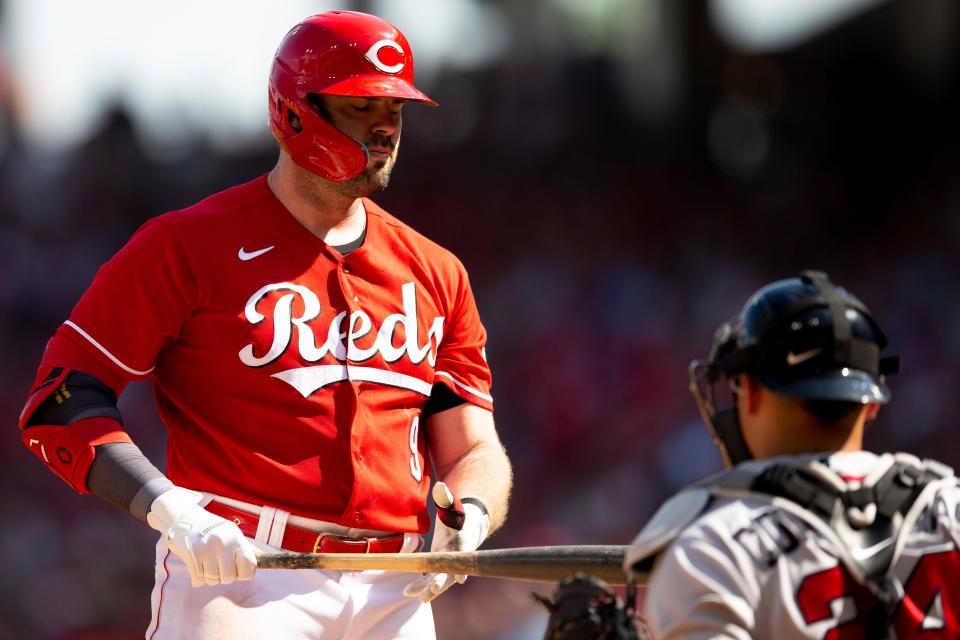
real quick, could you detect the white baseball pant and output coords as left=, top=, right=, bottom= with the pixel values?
left=145, top=494, right=433, bottom=640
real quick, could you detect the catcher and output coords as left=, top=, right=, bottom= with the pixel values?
left=624, top=270, right=960, bottom=638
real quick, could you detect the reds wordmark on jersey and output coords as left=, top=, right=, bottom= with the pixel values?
left=34, top=175, right=492, bottom=533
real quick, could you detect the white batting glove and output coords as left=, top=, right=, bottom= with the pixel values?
left=403, top=482, right=490, bottom=603
left=146, top=487, right=258, bottom=588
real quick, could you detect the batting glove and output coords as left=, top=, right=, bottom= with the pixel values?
left=146, top=487, right=258, bottom=588
left=403, top=482, right=490, bottom=603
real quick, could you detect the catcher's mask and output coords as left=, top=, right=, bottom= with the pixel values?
left=690, top=270, right=899, bottom=467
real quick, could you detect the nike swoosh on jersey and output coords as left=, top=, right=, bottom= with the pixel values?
left=238, top=245, right=275, bottom=261
left=786, top=347, right=823, bottom=366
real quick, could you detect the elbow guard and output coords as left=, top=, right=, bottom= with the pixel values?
left=20, top=367, right=132, bottom=494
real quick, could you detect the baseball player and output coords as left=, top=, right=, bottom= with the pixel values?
left=625, top=271, right=960, bottom=639
left=19, top=11, right=512, bottom=640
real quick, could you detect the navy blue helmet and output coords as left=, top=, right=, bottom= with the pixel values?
left=690, top=270, right=899, bottom=465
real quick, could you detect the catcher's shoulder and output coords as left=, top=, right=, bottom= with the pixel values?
left=623, top=467, right=773, bottom=577
left=623, top=486, right=712, bottom=576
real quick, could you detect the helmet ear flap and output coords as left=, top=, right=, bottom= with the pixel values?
left=267, top=83, right=369, bottom=182
left=286, top=107, right=369, bottom=182
left=268, top=87, right=299, bottom=140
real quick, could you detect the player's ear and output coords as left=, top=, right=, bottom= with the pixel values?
left=288, top=111, right=303, bottom=133
left=863, top=402, right=880, bottom=422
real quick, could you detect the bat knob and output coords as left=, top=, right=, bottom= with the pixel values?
left=433, top=481, right=465, bottom=530
left=433, top=481, right=455, bottom=509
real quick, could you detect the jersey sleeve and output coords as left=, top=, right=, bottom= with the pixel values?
left=19, top=217, right=195, bottom=493
left=433, top=262, right=493, bottom=412
left=644, top=530, right=758, bottom=640
left=58, top=217, right=197, bottom=383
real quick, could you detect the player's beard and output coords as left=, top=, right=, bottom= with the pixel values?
left=334, top=159, right=393, bottom=197
left=330, top=138, right=397, bottom=198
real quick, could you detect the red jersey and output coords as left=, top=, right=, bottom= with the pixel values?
left=42, top=175, right=493, bottom=533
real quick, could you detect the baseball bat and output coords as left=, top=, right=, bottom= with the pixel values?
left=256, top=545, right=628, bottom=585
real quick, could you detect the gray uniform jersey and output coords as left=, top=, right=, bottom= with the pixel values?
left=626, top=451, right=960, bottom=639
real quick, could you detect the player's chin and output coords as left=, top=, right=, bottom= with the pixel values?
left=368, top=177, right=390, bottom=194
left=363, top=165, right=393, bottom=192
left=368, top=156, right=393, bottom=173
left=337, top=167, right=391, bottom=196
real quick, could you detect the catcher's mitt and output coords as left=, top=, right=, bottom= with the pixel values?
left=533, top=573, right=644, bottom=640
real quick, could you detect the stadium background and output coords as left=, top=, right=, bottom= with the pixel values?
left=1, top=0, right=958, bottom=637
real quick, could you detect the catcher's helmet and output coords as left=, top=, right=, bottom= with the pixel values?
left=690, top=270, right=899, bottom=465
left=268, top=11, right=437, bottom=182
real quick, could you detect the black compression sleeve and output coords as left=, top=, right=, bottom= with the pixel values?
left=26, top=371, right=122, bottom=426
left=87, top=443, right=172, bottom=522
left=422, top=383, right=468, bottom=418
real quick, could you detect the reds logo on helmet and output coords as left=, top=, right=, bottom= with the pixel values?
left=364, top=40, right=405, bottom=74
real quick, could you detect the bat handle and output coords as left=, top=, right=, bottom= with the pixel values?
left=433, top=481, right=465, bottom=530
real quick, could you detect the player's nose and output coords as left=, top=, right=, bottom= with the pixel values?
left=369, top=107, right=401, bottom=137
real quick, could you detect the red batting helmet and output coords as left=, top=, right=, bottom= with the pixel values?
left=268, top=11, right=437, bottom=182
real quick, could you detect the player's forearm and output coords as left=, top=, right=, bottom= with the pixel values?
left=434, top=441, right=512, bottom=535
left=20, top=367, right=173, bottom=520
left=87, top=442, right=174, bottom=522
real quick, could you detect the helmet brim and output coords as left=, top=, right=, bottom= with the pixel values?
left=755, top=368, right=891, bottom=404
left=319, top=75, right=438, bottom=106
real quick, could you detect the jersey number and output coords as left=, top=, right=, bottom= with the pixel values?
left=408, top=415, right=422, bottom=482
left=795, top=550, right=960, bottom=638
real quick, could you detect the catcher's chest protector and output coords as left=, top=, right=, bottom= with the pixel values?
left=626, top=453, right=957, bottom=612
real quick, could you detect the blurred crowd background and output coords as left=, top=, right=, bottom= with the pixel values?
left=1, top=0, right=959, bottom=638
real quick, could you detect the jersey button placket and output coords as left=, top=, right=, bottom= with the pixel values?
left=338, top=260, right=357, bottom=379
left=338, top=256, right=369, bottom=528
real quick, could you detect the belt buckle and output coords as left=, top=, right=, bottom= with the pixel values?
left=312, top=532, right=374, bottom=553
